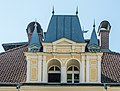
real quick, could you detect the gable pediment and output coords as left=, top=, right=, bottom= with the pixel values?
left=52, top=38, right=76, bottom=45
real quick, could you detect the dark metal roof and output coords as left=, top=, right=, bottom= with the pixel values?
left=29, top=23, right=41, bottom=46
left=26, top=22, right=43, bottom=34
left=89, top=25, right=98, bottom=45
left=2, top=42, right=28, bottom=51
left=44, top=15, right=85, bottom=42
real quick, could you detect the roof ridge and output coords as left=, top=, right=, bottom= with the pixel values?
left=2, top=42, right=28, bottom=45
left=104, top=51, right=120, bottom=55
left=0, top=44, right=28, bottom=55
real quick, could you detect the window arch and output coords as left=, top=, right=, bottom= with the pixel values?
left=47, top=59, right=61, bottom=83
left=48, top=65, right=60, bottom=73
left=67, top=65, right=79, bottom=83
left=66, top=59, right=80, bottom=83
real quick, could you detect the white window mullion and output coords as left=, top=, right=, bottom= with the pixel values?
left=72, top=72, right=74, bottom=83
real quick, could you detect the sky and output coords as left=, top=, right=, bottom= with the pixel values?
left=0, top=0, right=120, bottom=52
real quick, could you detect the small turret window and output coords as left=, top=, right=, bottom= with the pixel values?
left=31, top=48, right=38, bottom=52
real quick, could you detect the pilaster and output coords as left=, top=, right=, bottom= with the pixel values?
left=86, top=56, right=90, bottom=82
left=61, top=66, right=67, bottom=83
left=42, top=56, right=47, bottom=83
left=38, top=56, right=42, bottom=82
left=81, top=55, right=85, bottom=82
left=26, top=56, right=30, bottom=82
left=98, top=55, right=102, bottom=83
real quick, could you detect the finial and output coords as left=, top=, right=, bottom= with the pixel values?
left=93, top=19, right=95, bottom=28
left=76, top=6, right=78, bottom=15
left=52, top=6, right=55, bottom=15
left=34, top=18, right=37, bottom=27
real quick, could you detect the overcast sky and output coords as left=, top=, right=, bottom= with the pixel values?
left=0, top=0, right=120, bottom=52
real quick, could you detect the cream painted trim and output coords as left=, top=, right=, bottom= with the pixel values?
left=65, top=58, right=81, bottom=67
left=52, top=38, right=76, bottom=45
left=98, top=56, right=101, bottom=83
left=38, top=56, right=42, bottom=82
left=43, top=46, right=47, bottom=52
left=80, top=62, right=82, bottom=83
left=42, top=56, right=47, bottom=83
left=86, top=56, right=90, bottom=82
left=81, top=46, right=85, bottom=52
left=81, top=55, right=85, bottom=82
left=61, top=66, right=67, bottom=83
left=85, top=52, right=103, bottom=56
left=42, top=38, right=87, bottom=46
left=26, top=59, right=30, bottom=82
left=47, top=58, right=62, bottom=66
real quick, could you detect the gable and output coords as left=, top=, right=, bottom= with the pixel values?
left=52, top=38, right=76, bottom=45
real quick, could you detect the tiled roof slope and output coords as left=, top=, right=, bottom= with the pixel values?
left=0, top=45, right=120, bottom=83
left=0, top=45, right=28, bottom=83
left=101, top=52, right=120, bottom=83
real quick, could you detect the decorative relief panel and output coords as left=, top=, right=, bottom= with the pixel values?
left=46, top=49, right=52, bottom=52
left=31, top=60, right=37, bottom=65
left=75, top=49, right=81, bottom=52
left=30, top=58, right=38, bottom=81
left=60, top=58, right=68, bottom=66
left=30, top=67, right=37, bottom=81
left=90, top=68, right=97, bottom=82
left=90, top=58, right=98, bottom=66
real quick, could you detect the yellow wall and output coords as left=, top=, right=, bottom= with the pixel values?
left=24, top=38, right=103, bottom=82
left=20, top=86, right=104, bottom=91
left=0, top=87, right=17, bottom=91
left=0, top=85, right=120, bottom=91
left=30, top=58, right=38, bottom=81
left=108, top=86, right=120, bottom=91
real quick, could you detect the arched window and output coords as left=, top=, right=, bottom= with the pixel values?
left=47, top=59, right=61, bottom=83
left=48, top=65, right=61, bottom=83
left=67, top=65, right=79, bottom=83
left=48, top=65, right=60, bottom=73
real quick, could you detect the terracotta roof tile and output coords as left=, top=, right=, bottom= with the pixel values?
left=101, top=52, right=120, bottom=83
left=0, top=45, right=27, bottom=83
left=0, top=44, right=120, bottom=83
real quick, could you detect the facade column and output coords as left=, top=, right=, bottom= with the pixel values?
left=61, top=66, right=67, bottom=83
left=98, top=56, right=102, bottom=83
left=26, top=57, right=30, bottom=82
left=42, top=56, right=47, bottom=83
left=86, top=56, right=90, bottom=82
left=38, top=55, right=42, bottom=82
left=72, top=46, right=75, bottom=52
left=53, top=46, right=56, bottom=52
left=81, top=55, right=85, bottom=82
left=82, top=46, right=85, bottom=52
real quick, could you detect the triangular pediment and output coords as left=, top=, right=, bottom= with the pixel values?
left=52, top=38, right=76, bottom=45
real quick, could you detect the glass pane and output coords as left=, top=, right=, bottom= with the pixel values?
left=68, top=66, right=72, bottom=71
left=67, top=74, right=72, bottom=83
left=74, top=74, right=79, bottom=83
left=55, top=66, right=60, bottom=71
left=74, top=66, right=79, bottom=71
left=49, top=66, right=54, bottom=71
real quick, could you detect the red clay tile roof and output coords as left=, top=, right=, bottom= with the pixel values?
left=0, top=45, right=120, bottom=83
left=0, top=45, right=27, bottom=83
left=101, top=52, right=120, bottom=83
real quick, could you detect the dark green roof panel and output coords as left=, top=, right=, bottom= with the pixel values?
left=44, top=15, right=85, bottom=42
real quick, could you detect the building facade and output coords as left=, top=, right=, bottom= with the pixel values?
left=0, top=12, right=120, bottom=91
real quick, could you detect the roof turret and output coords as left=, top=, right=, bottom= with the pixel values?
left=28, top=21, right=42, bottom=52
left=88, top=20, right=100, bottom=52
left=89, top=20, right=98, bottom=45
